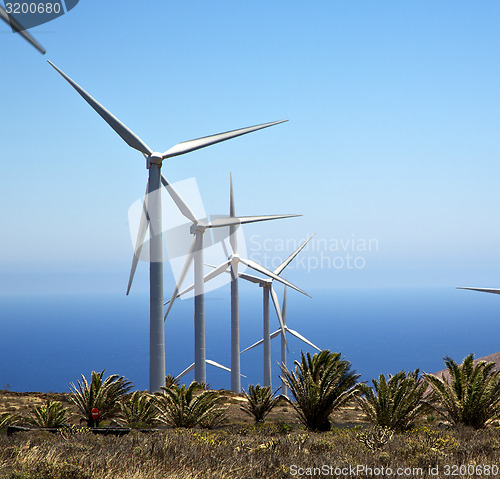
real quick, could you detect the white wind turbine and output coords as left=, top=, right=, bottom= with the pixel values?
left=47, top=60, right=287, bottom=392
left=169, top=175, right=308, bottom=392
left=162, top=176, right=299, bottom=386
left=238, top=235, right=316, bottom=388
left=242, top=283, right=321, bottom=396
left=1, top=4, right=46, bottom=54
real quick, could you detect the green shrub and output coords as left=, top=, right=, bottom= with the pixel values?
left=119, top=391, right=157, bottom=428
left=241, top=385, right=279, bottom=423
left=357, top=370, right=431, bottom=431
left=70, top=370, right=133, bottom=427
left=280, top=350, right=360, bottom=431
left=154, top=382, right=226, bottom=428
left=425, top=353, right=500, bottom=428
left=22, top=399, right=71, bottom=428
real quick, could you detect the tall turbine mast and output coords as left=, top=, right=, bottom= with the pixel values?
left=48, top=60, right=287, bottom=392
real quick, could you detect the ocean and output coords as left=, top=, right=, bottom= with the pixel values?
left=1, top=286, right=498, bottom=392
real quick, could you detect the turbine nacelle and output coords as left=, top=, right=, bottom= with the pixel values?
left=146, top=152, right=164, bottom=168
left=190, top=223, right=207, bottom=234
left=230, top=253, right=241, bottom=264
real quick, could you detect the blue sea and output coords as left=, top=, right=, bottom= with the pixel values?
left=1, top=286, right=498, bottom=392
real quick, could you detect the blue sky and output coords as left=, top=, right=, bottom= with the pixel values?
left=2, top=1, right=500, bottom=296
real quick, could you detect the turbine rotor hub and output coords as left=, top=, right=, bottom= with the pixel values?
left=146, top=152, right=163, bottom=168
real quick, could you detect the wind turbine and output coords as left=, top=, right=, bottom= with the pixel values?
left=237, top=235, right=316, bottom=388
left=0, top=5, right=46, bottom=54
left=47, top=60, right=287, bottom=392
left=242, top=282, right=321, bottom=396
left=168, top=175, right=308, bottom=392
left=162, top=175, right=299, bottom=386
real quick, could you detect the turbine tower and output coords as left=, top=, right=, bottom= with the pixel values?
left=170, top=175, right=308, bottom=392
left=1, top=4, right=46, bottom=54
left=242, top=283, right=321, bottom=396
left=237, top=235, right=315, bottom=388
left=48, top=60, right=287, bottom=392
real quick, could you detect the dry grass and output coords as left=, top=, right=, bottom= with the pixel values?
left=1, top=390, right=499, bottom=478
left=1, top=424, right=499, bottom=478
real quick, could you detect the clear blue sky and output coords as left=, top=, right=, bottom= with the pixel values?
left=2, top=1, right=500, bottom=295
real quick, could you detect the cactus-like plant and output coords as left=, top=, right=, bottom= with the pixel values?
left=241, top=384, right=279, bottom=423
left=425, top=353, right=500, bottom=428
left=23, top=399, right=71, bottom=428
left=154, top=382, right=225, bottom=428
left=70, top=370, right=133, bottom=427
left=357, top=370, right=431, bottom=431
left=280, top=350, right=360, bottom=431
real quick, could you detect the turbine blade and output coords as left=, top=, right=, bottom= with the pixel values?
left=274, top=233, right=316, bottom=276
left=126, top=182, right=150, bottom=295
left=241, top=338, right=264, bottom=354
left=270, top=286, right=288, bottom=352
left=164, top=236, right=197, bottom=318
left=206, top=214, right=300, bottom=229
left=205, top=359, right=230, bottom=373
left=287, top=328, right=321, bottom=351
left=206, top=359, right=246, bottom=377
left=175, top=363, right=195, bottom=380
left=160, top=175, right=198, bottom=223
left=282, top=284, right=288, bottom=323
left=239, top=273, right=266, bottom=284
left=456, top=287, right=500, bottom=294
left=270, top=329, right=281, bottom=339
left=206, top=264, right=264, bottom=285
left=239, top=258, right=311, bottom=298
left=47, top=61, right=152, bottom=156
left=167, top=259, right=232, bottom=301
left=162, top=120, right=288, bottom=159
left=0, top=5, right=46, bottom=54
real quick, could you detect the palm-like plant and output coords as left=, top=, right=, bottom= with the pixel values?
left=279, top=350, right=360, bottom=431
left=241, top=385, right=279, bottom=423
left=23, top=399, right=71, bottom=428
left=154, top=382, right=226, bottom=428
left=165, top=374, right=180, bottom=389
left=0, top=412, right=15, bottom=431
left=425, top=353, right=500, bottom=429
left=357, top=370, right=431, bottom=431
left=119, top=391, right=157, bottom=428
left=70, top=370, right=133, bottom=427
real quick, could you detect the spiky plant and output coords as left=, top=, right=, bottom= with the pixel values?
left=165, top=375, right=180, bottom=389
left=0, top=412, right=15, bottom=431
left=70, top=370, right=133, bottom=427
left=23, top=399, right=71, bottom=428
left=241, top=385, right=279, bottom=423
left=154, top=382, right=226, bottom=428
left=119, top=391, right=157, bottom=428
left=357, top=370, right=431, bottom=431
left=279, top=350, right=360, bottom=431
left=425, top=353, right=500, bottom=429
